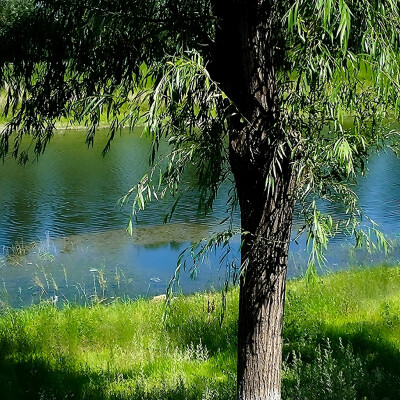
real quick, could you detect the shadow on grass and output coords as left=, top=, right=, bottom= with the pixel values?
left=0, top=354, right=96, bottom=400
left=0, top=353, right=226, bottom=400
left=283, top=320, right=400, bottom=399
left=163, top=295, right=239, bottom=357
left=0, top=333, right=235, bottom=400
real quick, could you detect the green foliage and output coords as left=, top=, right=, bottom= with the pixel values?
left=118, top=1, right=400, bottom=271
left=280, top=0, right=400, bottom=268
left=0, top=0, right=34, bottom=30
left=1, top=1, right=400, bottom=269
left=120, top=52, right=233, bottom=240
left=0, top=0, right=215, bottom=160
left=0, top=266, right=400, bottom=399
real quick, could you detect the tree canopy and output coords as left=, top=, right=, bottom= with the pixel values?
left=2, top=1, right=400, bottom=399
left=1, top=0, right=398, bottom=252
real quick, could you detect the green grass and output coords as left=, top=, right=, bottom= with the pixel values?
left=1, top=265, right=400, bottom=399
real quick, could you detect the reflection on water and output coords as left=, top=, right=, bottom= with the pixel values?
left=0, top=128, right=212, bottom=245
left=0, top=223, right=240, bottom=307
left=1, top=128, right=400, bottom=306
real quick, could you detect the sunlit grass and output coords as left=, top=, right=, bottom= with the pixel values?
left=0, top=265, right=400, bottom=399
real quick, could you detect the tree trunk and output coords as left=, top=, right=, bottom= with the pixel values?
left=235, top=164, right=296, bottom=400
left=210, top=1, right=297, bottom=399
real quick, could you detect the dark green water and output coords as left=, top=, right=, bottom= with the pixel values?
left=1, top=128, right=400, bottom=306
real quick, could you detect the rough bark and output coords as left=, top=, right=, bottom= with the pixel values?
left=235, top=165, right=296, bottom=400
left=210, top=1, right=297, bottom=399
left=231, top=115, right=296, bottom=400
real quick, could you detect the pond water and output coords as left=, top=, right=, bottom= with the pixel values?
left=1, top=128, right=400, bottom=306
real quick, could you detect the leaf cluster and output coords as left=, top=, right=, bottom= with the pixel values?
left=0, top=0, right=214, bottom=160
left=2, top=1, right=400, bottom=272
left=275, top=0, right=400, bottom=267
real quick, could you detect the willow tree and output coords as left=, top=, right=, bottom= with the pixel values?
left=1, top=1, right=400, bottom=399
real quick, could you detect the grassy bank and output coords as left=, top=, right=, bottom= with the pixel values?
left=0, top=266, right=400, bottom=399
